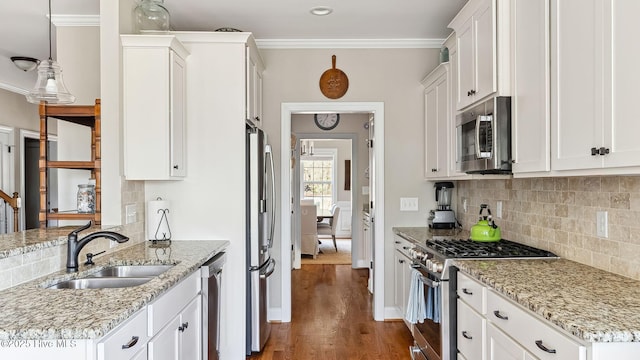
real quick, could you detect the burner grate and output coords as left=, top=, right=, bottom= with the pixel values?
left=424, top=238, right=556, bottom=259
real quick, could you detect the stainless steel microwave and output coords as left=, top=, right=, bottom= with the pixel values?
left=456, top=96, right=512, bottom=174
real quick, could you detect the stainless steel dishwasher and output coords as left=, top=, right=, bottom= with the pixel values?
left=201, top=252, right=226, bottom=360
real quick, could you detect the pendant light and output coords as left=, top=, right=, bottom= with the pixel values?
left=26, top=0, right=76, bottom=104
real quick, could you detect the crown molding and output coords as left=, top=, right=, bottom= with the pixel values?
left=255, top=38, right=445, bottom=49
left=51, top=15, right=100, bottom=27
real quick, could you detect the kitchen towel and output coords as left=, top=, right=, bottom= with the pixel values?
left=405, top=269, right=427, bottom=324
left=146, top=198, right=171, bottom=240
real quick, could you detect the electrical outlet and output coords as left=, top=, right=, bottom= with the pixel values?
left=400, top=197, right=419, bottom=211
left=125, top=204, right=137, bottom=224
left=496, top=201, right=503, bottom=218
left=596, top=211, right=608, bottom=238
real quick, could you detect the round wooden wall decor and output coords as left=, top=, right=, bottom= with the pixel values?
left=319, top=55, right=349, bottom=99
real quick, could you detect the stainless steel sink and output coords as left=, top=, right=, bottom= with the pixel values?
left=88, top=265, right=174, bottom=278
left=47, top=277, right=152, bottom=289
left=46, top=265, right=174, bottom=289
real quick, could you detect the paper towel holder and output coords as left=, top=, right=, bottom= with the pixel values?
left=154, top=208, right=172, bottom=241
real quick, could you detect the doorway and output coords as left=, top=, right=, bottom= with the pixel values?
left=294, top=137, right=355, bottom=267
left=280, top=102, right=385, bottom=323
left=21, top=130, right=57, bottom=230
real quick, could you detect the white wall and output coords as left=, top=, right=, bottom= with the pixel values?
left=260, top=48, right=441, bottom=314
left=143, top=34, right=248, bottom=360
left=0, top=89, right=39, bottom=193
left=54, top=26, right=99, bottom=223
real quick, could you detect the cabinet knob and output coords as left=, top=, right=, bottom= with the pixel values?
left=254, top=116, right=260, bottom=122
left=431, top=168, right=437, bottom=172
left=399, top=259, right=405, bottom=264
left=173, top=165, right=179, bottom=169
left=121, top=336, right=139, bottom=349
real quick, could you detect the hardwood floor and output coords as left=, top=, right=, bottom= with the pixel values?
left=247, top=264, right=413, bottom=360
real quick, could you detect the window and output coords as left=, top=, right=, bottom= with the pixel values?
left=300, top=149, right=337, bottom=215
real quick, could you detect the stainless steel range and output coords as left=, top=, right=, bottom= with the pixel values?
left=407, top=238, right=558, bottom=360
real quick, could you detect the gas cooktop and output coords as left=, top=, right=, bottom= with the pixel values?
left=424, top=238, right=558, bottom=259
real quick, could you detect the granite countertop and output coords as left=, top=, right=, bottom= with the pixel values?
left=455, top=259, right=640, bottom=343
left=392, top=226, right=469, bottom=243
left=393, top=226, right=640, bottom=343
left=0, top=239, right=229, bottom=340
left=0, top=225, right=119, bottom=259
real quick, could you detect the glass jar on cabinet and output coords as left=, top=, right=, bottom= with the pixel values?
left=133, top=0, right=170, bottom=33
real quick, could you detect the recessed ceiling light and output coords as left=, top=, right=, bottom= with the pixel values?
left=310, top=6, right=333, bottom=16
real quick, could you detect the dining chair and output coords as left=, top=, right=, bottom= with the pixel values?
left=317, top=206, right=340, bottom=251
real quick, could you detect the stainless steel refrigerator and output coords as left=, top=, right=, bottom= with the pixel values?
left=246, top=124, right=276, bottom=355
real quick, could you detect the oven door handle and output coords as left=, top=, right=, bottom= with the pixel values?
left=418, top=274, right=440, bottom=288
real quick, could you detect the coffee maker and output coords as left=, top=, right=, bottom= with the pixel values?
left=428, top=181, right=457, bottom=229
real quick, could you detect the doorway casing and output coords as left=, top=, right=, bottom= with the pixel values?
left=280, top=102, right=385, bottom=322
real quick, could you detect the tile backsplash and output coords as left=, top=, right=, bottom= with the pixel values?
left=457, top=176, right=640, bottom=281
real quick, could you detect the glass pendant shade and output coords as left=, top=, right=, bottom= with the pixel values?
left=26, top=59, right=76, bottom=104
left=134, top=0, right=170, bottom=33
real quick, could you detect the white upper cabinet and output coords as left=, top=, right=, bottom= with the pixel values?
left=510, top=0, right=551, bottom=174
left=423, top=64, right=450, bottom=179
left=246, top=44, right=264, bottom=126
left=551, top=0, right=640, bottom=172
left=449, top=0, right=510, bottom=111
left=122, top=35, right=189, bottom=180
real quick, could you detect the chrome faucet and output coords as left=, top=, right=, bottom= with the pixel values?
left=66, top=222, right=129, bottom=272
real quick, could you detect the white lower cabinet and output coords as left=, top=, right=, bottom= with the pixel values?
left=147, top=299, right=202, bottom=360
left=97, top=308, right=149, bottom=360
left=393, top=235, right=412, bottom=327
left=456, top=270, right=624, bottom=360
left=487, top=323, right=536, bottom=360
left=148, top=271, right=202, bottom=360
left=486, top=289, right=586, bottom=360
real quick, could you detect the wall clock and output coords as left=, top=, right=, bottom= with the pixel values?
left=314, top=113, right=340, bottom=130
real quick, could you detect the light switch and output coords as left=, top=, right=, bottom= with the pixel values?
left=400, top=197, right=419, bottom=211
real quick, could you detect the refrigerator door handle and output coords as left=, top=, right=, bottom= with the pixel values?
left=265, top=145, right=276, bottom=249
left=259, top=258, right=276, bottom=279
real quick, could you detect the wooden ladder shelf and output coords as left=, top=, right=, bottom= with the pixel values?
left=39, top=99, right=101, bottom=228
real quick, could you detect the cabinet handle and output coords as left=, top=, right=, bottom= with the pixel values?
left=255, top=116, right=260, bottom=122
left=467, top=89, right=476, bottom=96
left=493, top=310, right=509, bottom=320
left=399, top=259, right=405, bottom=264
left=591, top=147, right=611, bottom=156
left=431, top=168, right=437, bottom=172
left=173, top=165, right=179, bottom=169
left=462, top=331, right=473, bottom=340
left=121, top=336, right=139, bottom=349
left=462, top=288, right=473, bottom=295
left=178, top=322, right=189, bottom=332
left=535, top=340, right=557, bottom=354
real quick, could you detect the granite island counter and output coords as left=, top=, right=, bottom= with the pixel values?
left=0, top=240, right=228, bottom=341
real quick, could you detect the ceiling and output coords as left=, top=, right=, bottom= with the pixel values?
left=0, top=0, right=466, bottom=94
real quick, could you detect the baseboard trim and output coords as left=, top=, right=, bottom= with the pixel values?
left=385, top=306, right=403, bottom=320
